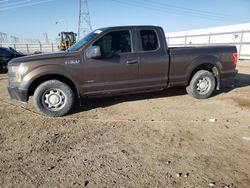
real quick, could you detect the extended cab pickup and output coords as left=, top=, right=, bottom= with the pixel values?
left=7, top=26, right=238, bottom=117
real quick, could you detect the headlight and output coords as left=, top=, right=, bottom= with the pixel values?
left=17, top=65, right=28, bottom=75
left=11, top=66, right=18, bottom=73
left=12, top=64, right=28, bottom=82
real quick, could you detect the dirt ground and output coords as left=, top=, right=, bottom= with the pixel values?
left=0, top=61, right=250, bottom=188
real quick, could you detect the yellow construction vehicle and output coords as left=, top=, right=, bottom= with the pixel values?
left=58, top=32, right=77, bottom=50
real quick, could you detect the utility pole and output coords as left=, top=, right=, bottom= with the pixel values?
left=10, top=36, right=19, bottom=43
left=78, top=0, right=92, bottom=40
left=44, top=32, right=49, bottom=44
left=0, top=32, right=8, bottom=43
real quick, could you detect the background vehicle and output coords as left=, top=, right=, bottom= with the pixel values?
left=0, top=47, right=25, bottom=73
left=58, top=32, right=77, bottom=50
left=7, top=26, right=237, bottom=117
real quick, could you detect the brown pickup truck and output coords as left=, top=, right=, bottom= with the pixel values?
left=7, top=26, right=238, bottom=117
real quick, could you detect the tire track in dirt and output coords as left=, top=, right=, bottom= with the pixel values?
left=1, top=98, right=249, bottom=129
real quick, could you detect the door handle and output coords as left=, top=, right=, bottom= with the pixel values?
left=126, top=60, right=138, bottom=64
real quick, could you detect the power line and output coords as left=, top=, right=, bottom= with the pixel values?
left=0, top=0, right=9, bottom=3
left=112, top=0, right=249, bottom=22
left=0, top=0, right=33, bottom=8
left=0, top=0, right=52, bottom=11
left=143, top=0, right=250, bottom=20
left=112, top=0, right=224, bottom=21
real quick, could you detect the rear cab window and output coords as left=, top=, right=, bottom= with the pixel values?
left=139, top=30, right=159, bottom=51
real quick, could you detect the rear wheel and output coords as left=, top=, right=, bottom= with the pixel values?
left=33, top=80, right=74, bottom=117
left=186, top=70, right=216, bottom=99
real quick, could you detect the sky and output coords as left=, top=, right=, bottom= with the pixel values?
left=0, top=0, right=250, bottom=43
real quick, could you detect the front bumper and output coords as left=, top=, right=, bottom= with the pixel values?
left=8, top=86, right=28, bottom=103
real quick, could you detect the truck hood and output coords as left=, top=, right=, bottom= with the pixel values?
left=10, top=51, right=67, bottom=64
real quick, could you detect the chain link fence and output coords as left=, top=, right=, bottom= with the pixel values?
left=1, top=30, right=250, bottom=59
left=0, top=43, right=58, bottom=54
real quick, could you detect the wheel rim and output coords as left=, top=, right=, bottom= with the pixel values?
left=196, top=77, right=212, bottom=95
left=42, top=88, right=67, bottom=111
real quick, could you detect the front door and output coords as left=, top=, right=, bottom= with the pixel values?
left=82, top=30, right=139, bottom=95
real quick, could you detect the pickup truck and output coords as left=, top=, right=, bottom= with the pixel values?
left=7, top=26, right=238, bottom=117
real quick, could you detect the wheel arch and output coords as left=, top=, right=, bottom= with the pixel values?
left=27, top=74, right=79, bottom=98
left=188, top=63, right=219, bottom=83
left=187, top=55, right=222, bottom=88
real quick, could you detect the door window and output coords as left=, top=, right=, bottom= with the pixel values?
left=140, top=30, right=159, bottom=51
left=93, top=30, right=131, bottom=58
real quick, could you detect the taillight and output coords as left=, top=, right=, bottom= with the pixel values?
left=232, top=52, right=238, bottom=65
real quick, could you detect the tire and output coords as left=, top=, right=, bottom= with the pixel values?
left=186, top=70, right=216, bottom=99
left=33, top=80, right=74, bottom=117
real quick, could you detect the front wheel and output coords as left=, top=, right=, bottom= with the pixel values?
left=33, top=80, right=74, bottom=117
left=186, top=70, right=216, bottom=99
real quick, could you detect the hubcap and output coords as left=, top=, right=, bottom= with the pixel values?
left=42, top=89, right=66, bottom=111
left=196, top=77, right=211, bottom=95
left=49, top=94, right=60, bottom=105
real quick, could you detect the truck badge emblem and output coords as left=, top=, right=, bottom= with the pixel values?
left=65, top=60, right=80, bottom=65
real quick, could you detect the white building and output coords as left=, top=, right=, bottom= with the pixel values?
left=166, top=23, right=250, bottom=60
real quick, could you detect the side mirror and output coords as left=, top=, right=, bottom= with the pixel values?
left=85, top=45, right=101, bottom=59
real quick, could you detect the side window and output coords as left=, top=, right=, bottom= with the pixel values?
left=140, top=30, right=159, bottom=51
left=93, top=30, right=131, bottom=58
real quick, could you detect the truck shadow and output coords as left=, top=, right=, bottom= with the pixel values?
left=217, top=73, right=250, bottom=93
left=74, top=87, right=187, bottom=113
left=72, top=73, right=250, bottom=114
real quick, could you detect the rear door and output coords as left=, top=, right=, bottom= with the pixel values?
left=136, top=28, right=170, bottom=88
left=82, top=29, right=139, bottom=94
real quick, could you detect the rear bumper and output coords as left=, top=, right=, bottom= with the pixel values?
left=221, top=69, right=238, bottom=79
left=8, top=86, right=28, bottom=103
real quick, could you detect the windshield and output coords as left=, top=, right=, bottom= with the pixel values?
left=67, top=30, right=102, bottom=52
left=62, top=33, right=75, bottom=41
left=9, top=47, right=18, bottom=54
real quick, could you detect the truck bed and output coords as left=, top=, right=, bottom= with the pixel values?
left=168, top=45, right=237, bottom=87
